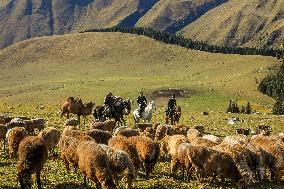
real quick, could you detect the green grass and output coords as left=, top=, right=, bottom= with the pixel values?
left=0, top=32, right=280, bottom=112
left=1, top=103, right=284, bottom=188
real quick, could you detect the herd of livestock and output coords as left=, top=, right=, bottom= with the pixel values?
left=1, top=98, right=284, bottom=189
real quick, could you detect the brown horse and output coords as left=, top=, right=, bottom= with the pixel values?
left=165, top=106, right=182, bottom=125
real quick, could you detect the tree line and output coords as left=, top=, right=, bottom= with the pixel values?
left=82, top=26, right=284, bottom=58
left=258, top=59, right=284, bottom=114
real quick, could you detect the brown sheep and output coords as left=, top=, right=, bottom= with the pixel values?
left=59, top=128, right=93, bottom=172
left=86, top=129, right=112, bottom=144
left=187, top=128, right=202, bottom=141
left=90, top=119, right=116, bottom=133
left=250, top=135, right=284, bottom=182
left=191, top=137, right=218, bottom=148
left=236, top=128, right=250, bottom=136
left=128, top=136, right=160, bottom=176
left=176, top=142, right=193, bottom=180
left=172, top=124, right=189, bottom=136
left=0, top=124, right=7, bottom=152
left=60, top=96, right=95, bottom=125
left=140, top=127, right=155, bottom=139
left=193, top=125, right=205, bottom=134
left=77, top=141, right=116, bottom=189
left=167, top=135, right=189, bottom=178
left=135, top=123, right=152, bottom=132
left=38, top=127, right=60, bottom=153
left=212, top=143, right=254, bottom=185
left=187, top=145, right=247, bottom=189
left=7, top=127, right=28, bottom=159
left=159, top=135, right=171, bottom=160
left=17, top=136, right=48, bottom=189
left=115, top=127, right=139, bottom=138
left=108, top=136, right=141, bottom=175
left=99, top=144, right=135, bottom=189
left=155, top=124, right=172, bottom=141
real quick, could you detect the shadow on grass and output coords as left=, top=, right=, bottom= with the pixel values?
left=53, top=182, right=93, bottom=189
left=0, top=186, right=18, bottom=189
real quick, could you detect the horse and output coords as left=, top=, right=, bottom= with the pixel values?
left=165, top=106, right=181, bottom=125
left=93, top=98, right=132, bottom=126
left=133, top=101, right=156, bottom=123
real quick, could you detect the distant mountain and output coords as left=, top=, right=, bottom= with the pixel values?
left=182, top=0, right=284, bottom=49
left=0, top=0, right=283, bottom=49
left=135, top=0, right=228, bottom=33
left=0, top=0, right=157, bottom=48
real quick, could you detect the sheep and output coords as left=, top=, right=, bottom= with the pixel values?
left=64, top=118, right=79, bottom=126
left=90, top=119, right=116, bottom=133
left=58, top=134, right=93, bottom=172
left=135, top=123, right=152, bottom=132
left=159, top=135, right=171, bottom=160
left=187, top=128, right=202, bottom=141
left=255, top=125, right=271, bottom=136
left=190, top=137, right=218, bottom=148
left=86, top=129, right=112, bottom=144
left=193, top=125, right=205, bottom=134
left=108, top=136, right=141, bottom=175
left=250, top=135, right=284, bottom=182
left=187, top=145, right=247, bottom=189
left=236, top=128, right=250, bottom=136
left=222, top=135, right=249, bottom=146
left=7, top=127, right=28, bottom=159
left=212, top=143, right=254, bottom=185
left=155, top=124, right=172, bottom=141
left=99, top=144, right=135, bottom=189
left=38, top=127, right=60, bottom=154
left=140, top=127, right=154, bottom=139
left=0, top=118, right=5, bottom=124
left=77, top=141, right=116, bottom=189
left=128, top=136, right=160, bottom=176
left=5, top=118, right=27, bottom=130
left=172, top=124, right=189, bottom=136
left=202, top=134, right=221, bottom=144
left=0, top=124, right=7, bottom=152
left=115, top=127, right=139, bottom=138
left=17, top=136, right=48, bottom=189
left=176, top=142, right=193, bottom=180
left=24, top=118, right=45, bottom=134
left=167, top=135, right=189, bottom=178
left=0, top=115, right=13, bottom=124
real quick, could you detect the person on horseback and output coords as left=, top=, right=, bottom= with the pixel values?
left=167, top=95, right=177, bottom=117
left=104, top=92, right=115, bottom=117
left=137, top=91, right=147, bottom=117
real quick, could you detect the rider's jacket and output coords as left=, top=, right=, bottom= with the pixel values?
left=137, top=96, right=147, bottom=107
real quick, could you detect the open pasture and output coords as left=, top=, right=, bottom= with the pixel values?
left=1, top=103, right=284, bottom=188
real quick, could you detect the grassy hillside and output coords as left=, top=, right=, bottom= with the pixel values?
left=0, top=0, right=157, bottom=48
left=0, top=32, right=279, bottom=112
left=136, top=0, right=227, bottom=33
left=183, top=0, right=284, bottom=49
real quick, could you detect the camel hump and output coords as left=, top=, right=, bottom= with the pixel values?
left=75, top=97, right=82, bottom=103
left=66, top=96, right=75, bottom=102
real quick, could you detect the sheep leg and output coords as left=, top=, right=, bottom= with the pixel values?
left=83, top=176, right=87, bottom=187
left=36, top=171, right=42, bottom=189
left=18, top=174, right=25, bottom=189
left=62, top=156, right=70, bottom=173
left=171, top=160, right=179, bottom=179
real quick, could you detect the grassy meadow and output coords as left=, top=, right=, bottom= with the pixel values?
left=0, top=32, right=284, bottom=188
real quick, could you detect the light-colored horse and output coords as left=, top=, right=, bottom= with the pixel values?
left=133, top=101, right=156, bottom=123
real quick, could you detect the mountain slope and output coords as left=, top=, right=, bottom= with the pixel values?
left=0, top=0, right=157, bottom=48
left=0, top=32, right=278, bottom=110
left=182, top=0, right=284, bottom=48
left=136, top=0, right=228, bottom=33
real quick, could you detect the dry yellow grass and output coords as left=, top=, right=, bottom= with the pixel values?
left=183, top=0, right=284, bottom=48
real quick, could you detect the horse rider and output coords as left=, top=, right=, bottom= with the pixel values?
left=104, top=92, right=115, bottom=114
left=137, top=91, right=147, bottom=116
left=167, top=95, right=177, bottom=117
